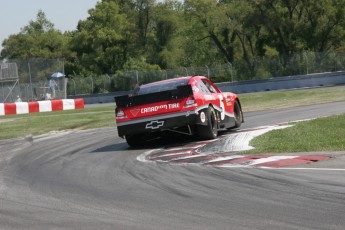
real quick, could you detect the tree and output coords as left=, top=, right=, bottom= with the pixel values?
left=251, top=0, right=345, bottom=66
left=185, top=0, right=235, bottom=63
left=21, top=10, right=54, bottom=34
left=184, top=0, right=264, bottom=78
left=70, top=0, right=135, bottom=75
left=1, top=10, right=69, bottom=60
left=148, top=0, right=186, bottom=68
left=301, top=0, right=345, bottom=69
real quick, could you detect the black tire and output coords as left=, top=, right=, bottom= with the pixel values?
left=233, top=100, right=243, bottom=128
left=197, top=106, right=218, bottom=139
left=125, top=134, right=144, bottom=147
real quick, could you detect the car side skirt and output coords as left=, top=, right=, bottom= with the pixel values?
left=116, top=105, right=236, bottom=137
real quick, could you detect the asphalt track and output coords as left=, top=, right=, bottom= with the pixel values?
left=1, top=101, right=345, bottom=229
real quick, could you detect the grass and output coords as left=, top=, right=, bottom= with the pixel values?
left=0, top=106, right=116, bottom=139
left=246, top=114, right=345, bottom=153
left=1, top=85, right=345, bottom=154
left=239, top=85, right=345, bottom=112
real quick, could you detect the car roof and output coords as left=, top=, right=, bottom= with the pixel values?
left=141, top=76, right=207, bottom=87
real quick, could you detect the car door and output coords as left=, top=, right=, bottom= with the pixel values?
left=200, top=78, right=228, bottom=121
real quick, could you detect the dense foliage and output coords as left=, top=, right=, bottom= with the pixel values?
left=2, top=0, right=345, bottom=79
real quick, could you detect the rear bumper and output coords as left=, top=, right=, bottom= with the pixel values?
left=116, top=110, right=198, bottom=137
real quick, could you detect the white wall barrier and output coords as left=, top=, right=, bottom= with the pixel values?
left=0, top=99, right=84, bottom=116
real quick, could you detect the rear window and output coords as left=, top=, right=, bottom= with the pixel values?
left=133, top=79, right=190, bottom=95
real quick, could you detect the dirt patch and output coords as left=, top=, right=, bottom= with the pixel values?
left=0, top=118, right=17, bottom=123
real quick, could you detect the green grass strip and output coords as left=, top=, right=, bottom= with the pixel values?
left=247, top=114, right=345, bottom=153
left=0, top=106, right=116, bottom=139
left=240, top=85, right=345, bottom=111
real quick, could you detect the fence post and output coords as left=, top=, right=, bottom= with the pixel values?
left=304, top=52, right=309, bottom=74
left=70, top=78, right=76, bottom=95
left=105, top=74, right=111, bottom=91
left=24, top=84, right=30, bottom=101
left=184, top=67, right=188, bottom=76
left=205, top=65, right=210, bottom=78
left=135, top=71, right=139, bottom=84
left=28, top=63, right=33, bottom=101
left=227, top=62, right=233, bottom=82
left=88, top=76, right=94, bottom=94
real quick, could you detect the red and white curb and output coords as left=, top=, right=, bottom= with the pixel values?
left=0, top=99, right=84, bottom=116
left=137, top=125, right=331, bottom=168
left=202, top=155, right=330, bottom=168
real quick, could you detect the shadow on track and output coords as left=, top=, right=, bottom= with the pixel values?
left=92, top=142, right=129, bottom=153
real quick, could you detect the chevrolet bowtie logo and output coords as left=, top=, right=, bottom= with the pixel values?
left=145, top=120, right=164, bottom=129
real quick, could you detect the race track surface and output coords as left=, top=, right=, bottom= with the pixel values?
left=1, top=101, right=345, bottom=230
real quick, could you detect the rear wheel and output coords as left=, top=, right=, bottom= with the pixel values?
left=125, top=134, right=144, bottom=147
left=197, top=106, right=218, bottom=139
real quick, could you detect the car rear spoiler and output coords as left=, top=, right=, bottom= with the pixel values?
left=115, top=85, right=193, bottom=108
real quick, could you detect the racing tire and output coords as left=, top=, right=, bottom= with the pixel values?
left=197, top=106, right=218, bottom=140
left=125, top=134, right=144, bottom=147
left=232, top=100, right=243, bottom=129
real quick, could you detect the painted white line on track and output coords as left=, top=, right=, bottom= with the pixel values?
left=262, top=167, right=345, bottom=171
left=163, top=145, right=206, bottom=151
left=137, top=149, right=159, bottom=163
left=168, top=154, right=203, bottom=162
left=248, top=155, right=297, bottom=166
left=204, top=155, right=244, bottom=163
left=217, top=165, right=253, bottom=168
left=151, top=150, right=192, bottom=159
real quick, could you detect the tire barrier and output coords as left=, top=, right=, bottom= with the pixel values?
left=0, top=99, right=84, bottom=116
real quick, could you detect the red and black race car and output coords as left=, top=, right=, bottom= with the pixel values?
left=115, top=76, right=243, bottom=147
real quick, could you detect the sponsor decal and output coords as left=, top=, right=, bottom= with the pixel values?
left=204, top=95, right=216, bottom=101
left=116, top=110, right=126, bottom=119
left=168, top=103, right=179, bottom=109
left=192, top=85, right=199, bottom=92
left=226, top=96, right=233, bottom=106
left=130, top=108, right=139, bottom=117
left=141, top=103, right=179, bottom=114
left=145, top=120, right=165, bottom=129
left=200, top=112, right=206, bottom=123
left=218, top=95, right=225, bottom=120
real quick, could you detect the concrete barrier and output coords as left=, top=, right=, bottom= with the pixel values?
left=66, top=71, right=345, bottom=105
left=0, top=98, right=84, bottom=116
left=217, top=71, right=345, bottom=94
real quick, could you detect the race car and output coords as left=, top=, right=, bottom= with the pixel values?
left=115, top=76, right=243, bottom=147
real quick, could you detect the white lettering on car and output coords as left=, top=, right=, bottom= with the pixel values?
left=218, top=95, right=225, bottom=120
left=141, top=103, right=179, bottom=113
left=192, top=86, right=199, bottom=92
left=168, top=103, right=179, bottom=109
left=204, top=95, right=216, bottom=101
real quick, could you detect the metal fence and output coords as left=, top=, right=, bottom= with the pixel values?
left=0, top=63, right=20, bottom=102
left=0, top=63, right=19, bottom=80
left=0, top=59, right=65, bottom=102
left=67, top=51, right=345, bottom=96
left=2, top=51, right=345, bottom=102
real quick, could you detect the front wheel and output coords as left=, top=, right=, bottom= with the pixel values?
left=233, top=100, right=243, bottom=128
left=197, top=106, right=218, bottom=139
